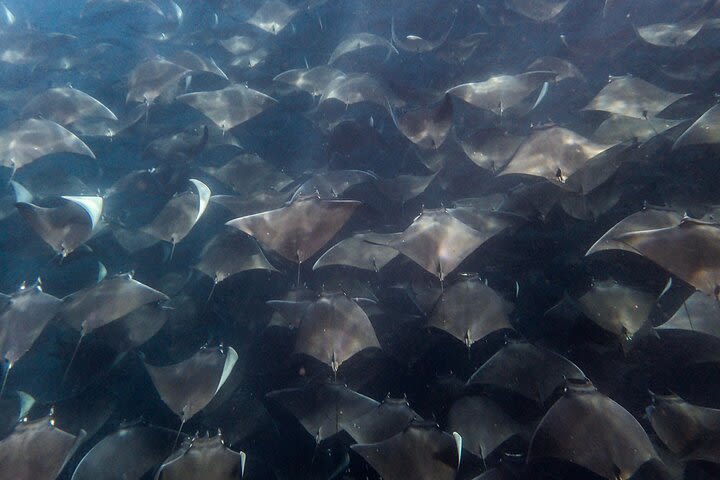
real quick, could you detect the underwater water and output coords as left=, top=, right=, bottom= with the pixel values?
left=2, top=0, right=720, bottom=479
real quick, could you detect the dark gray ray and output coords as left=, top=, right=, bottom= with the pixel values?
left=0, top=415, right=83, bottom=480
left=219, top=35, right=256, bottom=55
left=226, top=196, right=361, bottom=263
left=576, top=279, right=655, bottom=349
left=143, top=125, right=209, bottom=164
left=72, top=425, right=185, bottom=480
left=273, top=66, right=345, bottom=97
left=145, top=345, right=238, bottom=422
left=0, top=391, right=34, bottom=438
left=21, top=87, right=117, bottom=126
left=142, top=179, right=211, bottom=246
left=0, top=118, right=95, bottom=170
left=266, top=288, right=316, bottom=329
left=527, top=56, right=584, bottom=82
left=156, top=433, right=246, bottom=480
left=467, top=341, right=585, bottom=406
left=312, top=232, right=400, bottom=272
left=177, top=85, right=277, bottom=131
left=447, top=394, right=531, bottom=460
left=594, top=114, right=683, bottom=144
left=0, top=284, right=60, bottom=369
left=429, top=276, right=514, bottom=347
left=291, top=170, right=376, bottom=201
left=172, top=50, right=228, bottom=80
left=294, top=293, right=380, bottom=372
left=113, top=226, right=161, bottom=254
left=16, top=195, right=103, bottom=257
left=90, top=302, right=169, bottom=352
left=375, top=172, right=438, bottom=204
left=377, top=208, right=492, bottom=280
left=528, top=379, right=659, bottom=480
left=506, top=0, right=569, bottom=21
left=202, top=154, right=292, bottom=196
left=351, top=421, right=461, bottom=480
left=82, top=0, right=164, bottom=18
left=636, top=19, right=705, bottom=47
left=389, top=94, right=453, bottom=149
left=246, top=0, right=298, bottom=35
left=615, top=218, right=720, bottom=297
left=210, top=191, right=291, bottom=219
left=499, top=127, right=614, bottom=188
left=647, top=392, right=720, bottom=462
left=196, top=229, right=277, bottom=284
left=127, top=57, right=189, bottom=104
left=583, top=76, right=689, bottom=119
left=391, top=14, right=455, bottom=53
left=340, top=397, right=422, bottom=444
left=586, top=207, right=683, bottom=256
left=58, top=273, right=168, bottom=336
left=459, top=128, right=525, bottom=172
left=328, top=32, right=397, bottom=65
left=658, top=291, right=720, bottom=339
left=436, top=33, right=487, bottom=64
left=674, top=103, right=720, bottom=149
left=267, top=382, right=379, bottom=442
left=446, top=71, right=555, bottom=115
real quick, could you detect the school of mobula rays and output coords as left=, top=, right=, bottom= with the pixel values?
left=1, top=0, right=720, bottom=479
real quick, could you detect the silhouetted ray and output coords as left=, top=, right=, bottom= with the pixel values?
left=59, top=273, right=168, bottom=335
left=142, top=179, right=211, bottom=247
left=436, top=32, right=487, bottom=64
left=172, top=50, right=228, bottom=80
left=196, top=229, right=277, bottom=284
left=340, top=397, right=422, bottom=444
left=583, top=76, right=689, bottom=119
left=506, top=0, right=569, bottom=21
left=202, top=153, right=292, bottom=195
left=274, top=66, right=345, bottom=97
left=127, top=57, right=189, bottom=104
left=446, top=71, right=555, bottom=115
left=226, top=196, right=361, bottom=263
left=177, top=84, right=277, bottom=131
left=294, top=293, right=380, bottom=372
left=467, top=341, right=585, bottom=406
left=674, top=103, right=720, bottom=148
left=0, top=284, right=60, bottom=387
left=351, top=421, right=462, bottom=480
left=72, top=424, right=184, bottom=480
left=389, top=94, right=453, bottom=149
left=459, top=128, right=525, bottom=172
left=616, top=218, right=720, bottom=297
left=328, top=32, right=397, bottom=65
left=291, top=169, right=376, bottom=201
left=658, top=291, right=720, bottom=339
left=91, top=302, right=170, bottom=352
left=636, top=19, right=705, bottom=47
left=246, top=0, right=298, bottom=35
left=391, top=14, right=455, bottom=53
left=378, top=208, right=490, bottom=280
left=144, top=125, right=208, bottom=164
left=499, top=127, right=614, bottom=188
left=0, top=118, right=95, bottom=171
left=156, top=432, right=246, bottom=480
left=447, top=394, right=531, bottom=460
left=375, top=172, right=438, bottom=204
left=0, top=415, right=84, bottom=480
left=22, top=87, right=117, bottom=127
left=586, top=207, right=683, bottom=256
left=267, top=382, right=379, bottom=442
left=575, top=279, right=655, bottom=349
left=16, top=195, right=103, bottom=257
left=145, top=345, right=238, bottom=422
left=313, top=232, right=400, bottom=272
left=429, top=276, right=513, bottom=347
left=647, top=392, right=720, bottom=462
left=528, top=379, right=659, bottom=480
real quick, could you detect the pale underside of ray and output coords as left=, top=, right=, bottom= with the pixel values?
left=0, top=118, right=95, bottom=170
left=219, top=35, right=256, bottom=55
left=459, top=128, right=525, bottom=172
left=142, top=179, right=211, bottom=245
left=674, top=103, right=720, bottom=149
left=226, top=197, right=361, bottom=263
left=273, top=66, right=345, bottom=97
left=615, top=220, right=720, bottom=297
left=384, top=209, right=492, bottom=280
left=446, top=71, right=556, bottom=114
left=585, top=208, right=683, bottom=256
left=390, top=95, right=453, bottom=149
left=583, top=76, right=689, bottom=119
left=319, top=73, right=393, bottom=109
left=328, top=33, right=397, bottom=64
left=177, top=84, right=277, bottom=131
left=22, top=87, right=117, bottom=126
left=172, top=50, right=228, bottom=80
left=127, top=57, right=189, bottom=104
left=246, top=0, right=298, bottom=35
left=145, top=346, right=238, bottom=421
left=636, top=19, right=705, bottom=47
